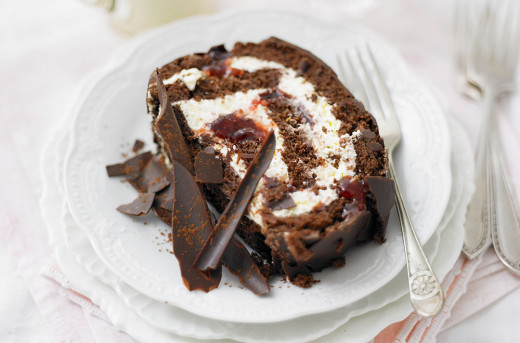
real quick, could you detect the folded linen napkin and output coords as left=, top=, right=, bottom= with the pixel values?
left=372, top=249, right=520, bottom=343
left=39, top=248, right=520, bottom=343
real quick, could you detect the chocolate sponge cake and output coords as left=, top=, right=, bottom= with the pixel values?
left=146, top=37, right=395, bottom=287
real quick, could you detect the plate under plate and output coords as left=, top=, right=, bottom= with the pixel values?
left=63, top=10, right=451, bottom=323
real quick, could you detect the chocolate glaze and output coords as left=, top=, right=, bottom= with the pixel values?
left=364, top=176, right=396, bottom=241
left=194, top=132, right=276, bottom=272
left=272, top=210, right=372, bottom=285
left=264, top=177, right=395, bottom=284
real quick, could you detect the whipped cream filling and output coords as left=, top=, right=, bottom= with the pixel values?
left=163, top=68, right=203, bottom=91
left=161, top=56, right=360, bottom=226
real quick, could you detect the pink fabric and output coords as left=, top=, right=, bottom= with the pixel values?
left=372, top=249, right=520, bottom=343
left=0, top=128, right=135, bottom=342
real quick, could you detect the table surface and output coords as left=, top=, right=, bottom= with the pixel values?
left=1, top=0, right=519, bottom=342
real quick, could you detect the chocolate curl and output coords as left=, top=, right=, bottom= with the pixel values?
left=172, top=160, right=221, bottom=292
left=151, top=70, right=269, bottom=294
left=194, top=132, right=276, bottom=272
left=152, top=69, right=194, bottom=174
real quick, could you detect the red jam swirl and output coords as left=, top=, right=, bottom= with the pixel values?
left=203, top=64, right=243, bottom=77
left=208, top=110, right=267, bottom=143
left=202, top=45, right=243, bottom=77
left=337, top=177, right=368, bottom=221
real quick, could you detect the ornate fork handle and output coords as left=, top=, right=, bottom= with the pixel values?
left=388, top=159, right=444, bottom=317
left=462, top=90, right=497, bottom=258
left=488, top=98, right=520, bottom=274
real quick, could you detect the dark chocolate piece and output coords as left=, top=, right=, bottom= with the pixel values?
left=275, top=210, right=372, bottom=282
left=117, top=193, right=154, bottom=216
left=152, top=205, right=172, bottom=225
left=148, top=175, right=170, bottom=193
left=156, top=196, right=268, bottom=294
left=127, top=157, right=169, bottom=193
left=106, top=151, right=154, bottom=178
left=365, top=176, right=396, bottom=238
left=171, top=160, right=221, bottom=292
left=154, top=173, right=174, bottom=211
left=152, top=71, right=267, bottom=294
left=152, top=70, right=194, bottom=173
left=132, top=139, right=145, bottom=153
left=194, top=131, right=276, bottom=272
left=222, top=239, right=270, bottom=295
left=203, top=146, right=216, bottom=154
left=194, top=151, right=223, bottom=184
left=265, top=195, right=296, bottom=211
left=240, top=152, right=256, bottom=160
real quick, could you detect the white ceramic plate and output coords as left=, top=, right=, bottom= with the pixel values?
left=41, top=116, right=469, bottom=343
left=63, top=10, right=451, bottom=323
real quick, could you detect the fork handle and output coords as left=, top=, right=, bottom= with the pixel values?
left=462, top=90, right=497, bottom=258
left=389, top=159, right=444, bottom=317
left=489, top=110, right=520, bottom=274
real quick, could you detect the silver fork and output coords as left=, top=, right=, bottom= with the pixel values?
left=455, top=0, right=520, bottom=272
left=338, top=46, right=444, bottom=317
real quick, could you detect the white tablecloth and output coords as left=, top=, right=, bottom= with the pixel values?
left=1, top=0, right=519, bottom=342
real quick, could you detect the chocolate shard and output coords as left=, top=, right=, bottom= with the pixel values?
left=117, top=193, right=155, bottom=216
left=265, top=195, right=296, bottom=211
left=365, top=176, right=396, bottom=237
left=127, top=156, right=169, bottom=193
left=222, top=239, right=270, bottom=295
left=194, top=151, right=223, bottom=184
left=157, top=199, right=268, bottom=294
left=148, top=175, right=170, bottom=193
left=194, top=131, right=276, bottom=272
left=132, top=139, right=145, bottom=153
left=152, top=70, right=194, bottom=173
left=154, top=173, right=174, bottom=211
left=151, top=70, right=266, bottom=293
left=106, top=151, right=154, bottom=178
left=152, top=204, right=172, bottom=225
left=171, top=159, right=221, bottom=292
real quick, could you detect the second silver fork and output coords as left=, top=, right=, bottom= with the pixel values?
left=338, top=46, right=444, bottom=317
left=455, top=0, right=520, bottom=272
